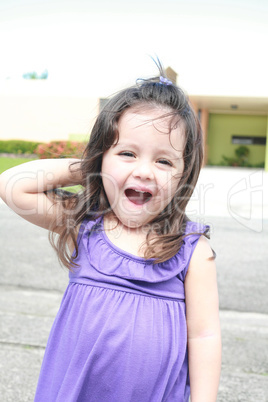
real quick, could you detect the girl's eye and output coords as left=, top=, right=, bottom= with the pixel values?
left=157, top=159, right=173, bottom=167
left=119, top=151, right=135, bottom=158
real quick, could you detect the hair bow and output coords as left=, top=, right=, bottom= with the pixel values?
left=159, top=76, right=172, bottom=86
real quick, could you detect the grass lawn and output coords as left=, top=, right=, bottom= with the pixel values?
left=0, top=157, right=83, bottom=194
left=0, top=157, right=36, bottom=174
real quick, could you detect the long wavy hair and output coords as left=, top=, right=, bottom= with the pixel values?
left=50, top=62, right=207, bottom=269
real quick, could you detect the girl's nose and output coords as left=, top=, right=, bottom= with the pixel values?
left=132, top=160, right=154, bottom=181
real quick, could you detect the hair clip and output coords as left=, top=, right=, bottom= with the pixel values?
left=159, top=76, right=172, bottom=86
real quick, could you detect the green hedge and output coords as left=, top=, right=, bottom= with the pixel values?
left=0, top=140, right=41, bottom=154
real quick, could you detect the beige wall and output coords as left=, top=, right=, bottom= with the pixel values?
left=189, top=98, right=209, bottom=165
left=0, top=82, right=99, bottom=142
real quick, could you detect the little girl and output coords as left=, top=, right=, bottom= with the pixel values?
left=0, top=64, right=221, bottom=401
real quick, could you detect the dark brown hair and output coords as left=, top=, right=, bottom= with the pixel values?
left=50, top=62, right=206, bottom=268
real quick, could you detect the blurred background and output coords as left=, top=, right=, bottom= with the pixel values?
left=0, top=0, right=268, bottom=170
left=0, top=1, right=268, bottom=401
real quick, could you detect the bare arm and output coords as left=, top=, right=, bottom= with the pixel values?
left=0, top=158, right=82, bottom=231
left=185, top=236, right=221, bottom=402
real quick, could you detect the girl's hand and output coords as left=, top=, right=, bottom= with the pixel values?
left=185, top=236, right=221, bottom=402
left=0, top=158, right=82, bottom=232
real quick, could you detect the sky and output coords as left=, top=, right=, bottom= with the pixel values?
left=0, top=0, right=268, bottom=97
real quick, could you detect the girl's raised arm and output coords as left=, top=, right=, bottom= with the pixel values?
left=0, top=158, right=82, bottom=232
left=185, top=236, right=221, bottom=402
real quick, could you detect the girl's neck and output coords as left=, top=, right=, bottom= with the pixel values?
left=103, top=214, right=149, bottom=257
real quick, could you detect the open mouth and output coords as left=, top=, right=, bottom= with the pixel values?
left=125, top=188, right=152, bottom=205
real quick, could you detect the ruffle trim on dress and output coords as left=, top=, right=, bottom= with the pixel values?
left=80, top=217, right=209, bottom=284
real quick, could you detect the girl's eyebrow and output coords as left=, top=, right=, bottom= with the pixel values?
left=114, top=142, right=131, bottom=148
left=112, top=142, right=133, bottom=150
left=114, top=142, right=183, bottom=159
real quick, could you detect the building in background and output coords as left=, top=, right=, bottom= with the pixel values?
left=1, top=71, right=267, bottom=170
left=191, top=94, right=267, bottom=169
left=167, top=68, right=268, bottom=171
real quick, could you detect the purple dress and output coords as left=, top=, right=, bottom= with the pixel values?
left=35, top=217, right=207, bottom=402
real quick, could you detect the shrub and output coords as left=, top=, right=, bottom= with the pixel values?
left=0, top=140, right=41, bottom=154
left=34, top=141, right=86, bottom=159
left=221, top=146, right=251, bottom=167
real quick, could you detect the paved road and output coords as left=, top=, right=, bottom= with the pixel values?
left=0, top=167, right=268, bottom=401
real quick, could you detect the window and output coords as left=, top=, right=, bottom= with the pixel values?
left=232, top=135, right=266, bottom=145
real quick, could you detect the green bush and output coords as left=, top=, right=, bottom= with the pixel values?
left=221, top=146, right=251, bottom=167
left=34, top=141, right=86, bottom=159
left=0, top=140, right=41, bottom=154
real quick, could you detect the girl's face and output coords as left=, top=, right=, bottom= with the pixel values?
left=101, top=107, right=185, bottom=229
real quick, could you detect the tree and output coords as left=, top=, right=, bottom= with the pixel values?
left=22, top=69, right=48, bottom=79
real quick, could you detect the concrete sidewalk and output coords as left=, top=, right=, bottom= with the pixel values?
left=0, top=167, right=268, bottom=401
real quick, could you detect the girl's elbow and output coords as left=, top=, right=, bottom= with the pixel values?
left=187, top=317, right=221, bottom=341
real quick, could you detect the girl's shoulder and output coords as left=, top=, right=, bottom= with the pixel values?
left=182, top=220, right=210, bottom=255
left=184, top=220, right=210, bottom=236
left=184, top=219, right=213, bottom=257
left=167, top=220, right=210, bottom=281
left=185, top=219, right=215, bottom=280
